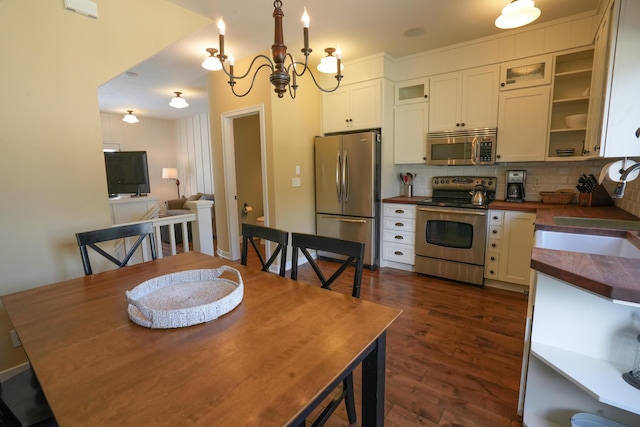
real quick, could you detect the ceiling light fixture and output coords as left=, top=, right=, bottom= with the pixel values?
left=495, top=0, right=541, bottom=29
left=122, top=110, right=139, bottom=124
left=317, top=48, right=345, bottom=74
left=213, top=0, right=343, bottom=98
left=169, top=92, right=189, bottom=109
left=202, top=48, right=223, bottom=71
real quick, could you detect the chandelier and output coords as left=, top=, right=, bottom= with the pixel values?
left=213, top=0, right=343, bottom=98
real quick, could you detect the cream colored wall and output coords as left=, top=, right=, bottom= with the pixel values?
left=207, top=53, right=273, bottom=259
left=0, top=0, right=210, bottom=372
left=207, top=51, right=321, bottom=259
left=270, top=89, right=321, bottom=235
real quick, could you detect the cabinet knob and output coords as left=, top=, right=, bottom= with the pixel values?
left=496, top=154, right=501, bottom=159
left=394, top=251, right=404, bottom=256
left=492, top=229, right=498, bottom=234
left=461, top=122, right=465, bottom=127
left=501, top=82, right=506, bottom=87
left=456, top=123, right=461, bottom=127
left=492, top=216, right=498, bottom=220
left=424, top=94, right=428, bottom=99
left=423, top=157, right=427, bottom=161
left=490, top=270, right=495, bottom=275
left=635, top=128, right=640, bottom=138
left=395, top=209, right=405, bottom=214
left=395, top=222, right=404, bottom=227
left=491, top=243, right=497, bottom=248
left=491, top=256, right=496, bottom=261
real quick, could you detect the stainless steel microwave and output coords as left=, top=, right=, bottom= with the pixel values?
left=426, top=128, right=497, bottom=166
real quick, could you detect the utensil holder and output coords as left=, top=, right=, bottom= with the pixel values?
left=402, top=185, right=412, bottom=197
left=578, top=184, right=614, bottom=207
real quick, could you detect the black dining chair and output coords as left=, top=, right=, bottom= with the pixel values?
left=75, top=222, right=157, bottom=276
left=290, top=232, right=365, bottom=298
left=290, top=232, right=365, bottom=427
left=241, top=223, right=289, bottom=277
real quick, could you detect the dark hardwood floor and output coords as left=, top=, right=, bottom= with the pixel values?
left=236, top=242, right=528, bottom=427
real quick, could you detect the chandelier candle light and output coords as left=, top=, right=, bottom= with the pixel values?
left=214, top=0, right=343, bottom=98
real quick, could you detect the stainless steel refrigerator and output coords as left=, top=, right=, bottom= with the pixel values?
left=315, top=131, right=380, bottom=268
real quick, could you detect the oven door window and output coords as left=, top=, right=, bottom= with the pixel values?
left=426, top=220, right=473, bottom=249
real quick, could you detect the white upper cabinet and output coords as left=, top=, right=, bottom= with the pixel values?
left=596, top=0, right=640, bottom=158
left=395, top=77, right=429, bottom=105
left=322, top=79, right=382, bottom=133
left=428, top=65, right=499, bottom=132
left=497, top=85, right=551, bottom=162
left=499, top=54, right=553, bottom=91
left=394, top=102, right=429, bottom=164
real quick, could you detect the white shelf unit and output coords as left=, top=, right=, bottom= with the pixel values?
left=523, top=271, right=640, bottom=426
left=547, top=48, right=594, bottom=160
left=382, top=204, right=416, bottom=268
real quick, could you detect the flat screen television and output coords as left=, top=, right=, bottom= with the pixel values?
left=104, top=151, right=150, bottom=197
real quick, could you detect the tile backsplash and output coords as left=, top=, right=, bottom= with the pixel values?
left=398, top=158, right=640, bottom=218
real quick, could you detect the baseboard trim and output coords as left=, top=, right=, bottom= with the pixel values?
left=0, top=362, right=29, bottom=383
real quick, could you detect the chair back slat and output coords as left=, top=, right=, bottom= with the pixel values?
left=290, top=232, right=365, bottom=298
left=76, top=222, right=156, bottom=276
left=241, top=223, right=289, bottom=277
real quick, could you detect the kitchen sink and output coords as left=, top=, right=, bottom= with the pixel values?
left=534, top=230, right=640, bottom=259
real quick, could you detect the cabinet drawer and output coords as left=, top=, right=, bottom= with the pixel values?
left=485, top=263, right=500, bottom=278
left=487, top=238, right=501, bottom=252
left=383, top=242, right=415, bottom=264
left=383, top=204, right=416, bottom=219
left=488, top=225, right=503, bottom=239
left=488, top=210, right=504, bottom=225
left=383, top=229, right=415, bottom=244
left=486, top=251, right=500, bottom=264
left=383, top=217, right=416, bottom=232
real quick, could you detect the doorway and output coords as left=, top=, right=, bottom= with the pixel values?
left=221, top=105, right=267, bottom=260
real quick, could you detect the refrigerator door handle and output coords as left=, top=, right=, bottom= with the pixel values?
left=318, top=216, right=367, bottom=224
left=343, top=150, right=349, bottom=202
left=335, top=151, right=342, bottom=202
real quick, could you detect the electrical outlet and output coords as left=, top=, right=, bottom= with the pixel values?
left=9, top=330, right=21, bottom=348
left=292, top=177, right=301, bottom=187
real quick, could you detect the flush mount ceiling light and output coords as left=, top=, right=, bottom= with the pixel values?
left=122, top=110, right=139, bottom=124
left=495, top=0, right=541, bottom=29
left=212, top=0, right=343, bottom=98
left=317, top=48, right=345, bottom=74
left=202, top=48, right=223, bottom=71
left=169, top=92, right=189, bottom=109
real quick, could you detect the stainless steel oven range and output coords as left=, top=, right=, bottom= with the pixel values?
left=415, top=176, right=496, bottom=286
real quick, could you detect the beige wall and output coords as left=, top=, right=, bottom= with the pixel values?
left=0, top=0, right=210, bottom=371
left=208, top=51, right=321, bottom=260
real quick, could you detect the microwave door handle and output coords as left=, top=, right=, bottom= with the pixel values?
left=343, top=151, right=349, bottom=202
left=336, top=152, right=342, bottom=202
left=473, top=139, right=480, bottom=163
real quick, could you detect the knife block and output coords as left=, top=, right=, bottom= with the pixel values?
left=578, top=184, right=615, bottom=206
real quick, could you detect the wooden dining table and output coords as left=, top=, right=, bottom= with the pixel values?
left=2, top=252, right=401, bottom=426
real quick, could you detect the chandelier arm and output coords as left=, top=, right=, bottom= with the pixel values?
left=218, top=54, right=275, bottom=81
left=229, top=63, right=277, bottom=98
left=289, top=61, right=343, bottom=93
left=285, top=52, right=310, bottom=77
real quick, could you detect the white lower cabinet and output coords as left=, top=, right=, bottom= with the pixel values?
left=382, top=204, right=415, bottom=267
left=485, top=210, right=535, bottom=287
left=523, top=272, right=640, bottom=426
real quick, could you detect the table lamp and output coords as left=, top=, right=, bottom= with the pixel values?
left=162, top=167, right=180, bottom=198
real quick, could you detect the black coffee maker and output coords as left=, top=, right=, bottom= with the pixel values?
left=506, top=170, right=526, bottom=202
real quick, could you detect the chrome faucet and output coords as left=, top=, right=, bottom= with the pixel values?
left=613, top=161, right=640, bottom=198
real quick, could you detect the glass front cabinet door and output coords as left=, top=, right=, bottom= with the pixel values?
left=395, top=77, right=429, bottom=105
left=499, top=54, right=553, bottom=91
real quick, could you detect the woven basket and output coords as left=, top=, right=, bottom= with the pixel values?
left=126, top=266, right=243, bottom=329
left=540, top=190, right=576, bottom=204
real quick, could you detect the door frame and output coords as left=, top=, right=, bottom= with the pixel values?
left=220, top=104, right=268, bottom=260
